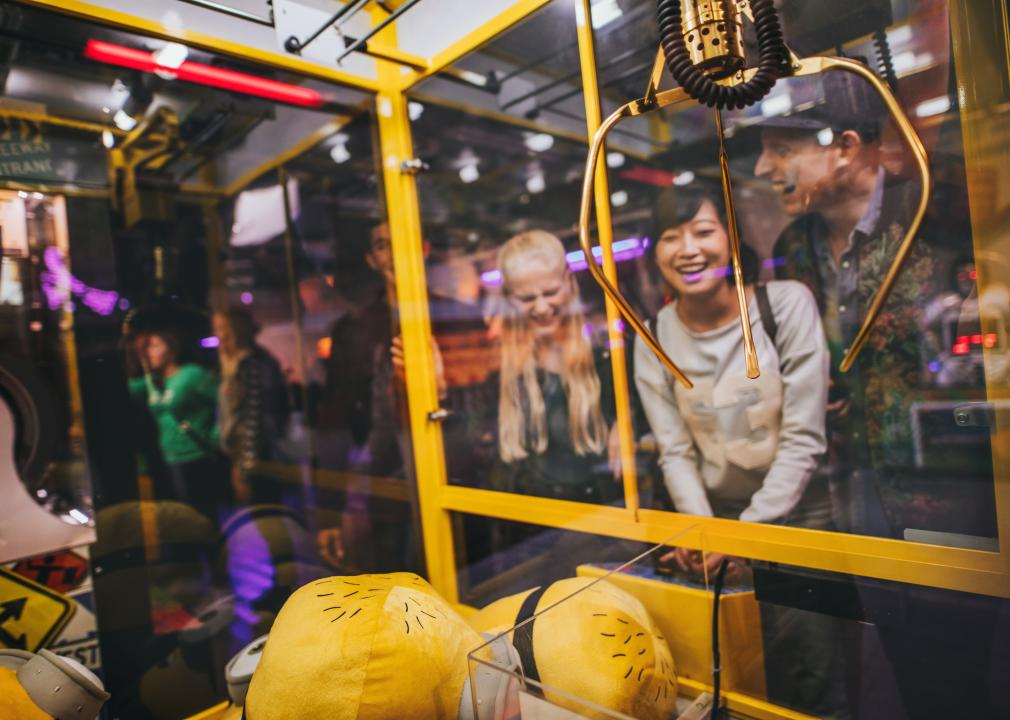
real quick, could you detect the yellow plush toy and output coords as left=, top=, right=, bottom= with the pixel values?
left=469, top=577, right=678, bottom=720
left=0, top=649, right=110, bottom=720
left=245, top=572, right=490, bottom=720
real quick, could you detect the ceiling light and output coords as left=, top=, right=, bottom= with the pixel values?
left=113, top=109, right=137, bottom=131
left=153, top=42, right=189, bottom=70
left=85, top=39, right=325, bottom=108
left=101, top=130, right=115, bottom=149
left=606, top=151, right=625, bottom=168
left=459, top=162, right=479, bottom=184
left=672, top=170, right=695, bottom=186
left=524, top=132, right=554, bottom=153
left=591, top=0, right=623, bottom=29
left=408, top=101, right=424, bottom=121
left=330, top=134, right=351, bottom=164
left=526, top=171, right=546, bottom=194
left=887, top=25, right=913, bottom=46
left=915, top=96, right=951, bottom=118
left=892, top=51, right=935, bottom=75
left=611, top=190, right=628, bottom=207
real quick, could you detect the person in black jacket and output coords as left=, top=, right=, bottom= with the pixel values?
left=213, top=307, right=290, bottom=505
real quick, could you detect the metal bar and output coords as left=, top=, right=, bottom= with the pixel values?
left=332, top=0, right=372, bottom=31
left=715, top=109, right=760, bottom=379
left=178, top=0, right=273, bottom=26
left=22, top=0, right=381, bottom=92
left=541, top=59, right=655, bottom=111
left=574, top=0, right=640, bottom=519
left=643, top=48, right=667, bottom=107
left=337, top=0, right=422, bottom=64
left=498, top=1, right=651, bottom=84
left=501, top=44, right=650, bottom=111
left=440, top=485, right=1010, bottom=597
left=579, top=93, right=695, bottom=388
left=278, top=166, right=316, bottom=470
left=346, top=39, right=429, bottom=70
left=372, top=14, right=459, bottom=601
left=286, top=0, right=369, bottom=53
left=0, top=109, right=126, bottom=137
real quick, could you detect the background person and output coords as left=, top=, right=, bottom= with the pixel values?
left=128, top=329, right=229, bottom=524
left=214, top=307, right=290, bottom=505
left=752, top=72, right=939, bottom=537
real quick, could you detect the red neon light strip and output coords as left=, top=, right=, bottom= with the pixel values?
left=84, top=39, right=324, bottom=108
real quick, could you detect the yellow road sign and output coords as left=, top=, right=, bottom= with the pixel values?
left=0, top=566, right=75, bottom=652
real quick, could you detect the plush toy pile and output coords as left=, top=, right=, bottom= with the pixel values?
left=234, top=572, right=678, bottom=720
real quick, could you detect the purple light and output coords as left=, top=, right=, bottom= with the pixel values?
left=682, top=256, right=788, bottom=284
left=201, top=336, right=221, bottom=349
left=482, top=237, right=647, bottom=287
left=928, top=360, right=942, bottom=373
left=40, top=247, right=120, bottom=316
left=480, top=269, right=503, bottom=287
left=240, top=291, right=254, bottom=305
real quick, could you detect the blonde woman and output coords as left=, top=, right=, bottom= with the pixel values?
left=490, top=229, right=621, bottom=502
left=392, top=230, right=622, bottom=502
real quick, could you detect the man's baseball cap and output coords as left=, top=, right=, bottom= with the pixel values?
left=729, top=69, right=889, bottom=140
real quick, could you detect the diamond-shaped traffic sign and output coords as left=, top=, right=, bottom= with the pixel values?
left=0, top=566, right=75, bottom=652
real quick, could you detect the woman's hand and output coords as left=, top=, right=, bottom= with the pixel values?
left=657, top=548, right=748, bottom=584
left=392, top=336, right=447, bottom=399
left=607, top=422, right=622, bottom=480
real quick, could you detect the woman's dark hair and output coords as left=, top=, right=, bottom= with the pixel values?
left=651, top=181, right=760, bottom=286
left=147, top=328, right=183, bottom=364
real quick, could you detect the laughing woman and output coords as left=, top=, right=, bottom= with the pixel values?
left=491, top=229, right=622, bottom=503
left=634, top=181, right=833, bottom=541
left=633, top=182, right=848, bottom=718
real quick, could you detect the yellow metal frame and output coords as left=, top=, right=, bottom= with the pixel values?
left=12, top=0, right=1010, bottom=610
left=387, top=0, right=1010, bottom=601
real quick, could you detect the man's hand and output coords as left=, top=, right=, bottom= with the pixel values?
left=316, top=528, right=344, bottom=569
left=391, top=336, right=447, bottom=399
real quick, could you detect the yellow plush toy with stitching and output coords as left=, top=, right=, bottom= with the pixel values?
left=469, top=577, right=678, bottom=720
left=245, top=572, right=490, bottom=720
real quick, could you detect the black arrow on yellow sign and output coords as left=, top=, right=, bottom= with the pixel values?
left=0, top=597, right=28, bottom=649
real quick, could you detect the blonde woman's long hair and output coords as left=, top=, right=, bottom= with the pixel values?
left=498, top=230, right=607, bottom=462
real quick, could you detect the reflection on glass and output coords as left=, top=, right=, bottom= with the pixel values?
left=601, top=1, right=998, bottom=549
left=408, top=0, right=643, bottom=512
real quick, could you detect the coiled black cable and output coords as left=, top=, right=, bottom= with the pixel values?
left=873, top=28, right=899, bottom=92
left=656, top=0, right=788, bottom=109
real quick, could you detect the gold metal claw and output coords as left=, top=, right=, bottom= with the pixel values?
left=577, top=54, right=931, bottom=386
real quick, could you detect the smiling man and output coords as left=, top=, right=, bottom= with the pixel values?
left=753, top=72, right=939, bottom=538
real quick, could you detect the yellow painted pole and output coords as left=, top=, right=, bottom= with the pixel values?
left=372, top=15, right=459, bottom=602
left=949, top=0, right=1010, bottom=580
left=574, top=0, right=640, bottom=517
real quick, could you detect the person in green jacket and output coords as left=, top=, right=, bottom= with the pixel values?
left=129, top=329, right=230, bottom=523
